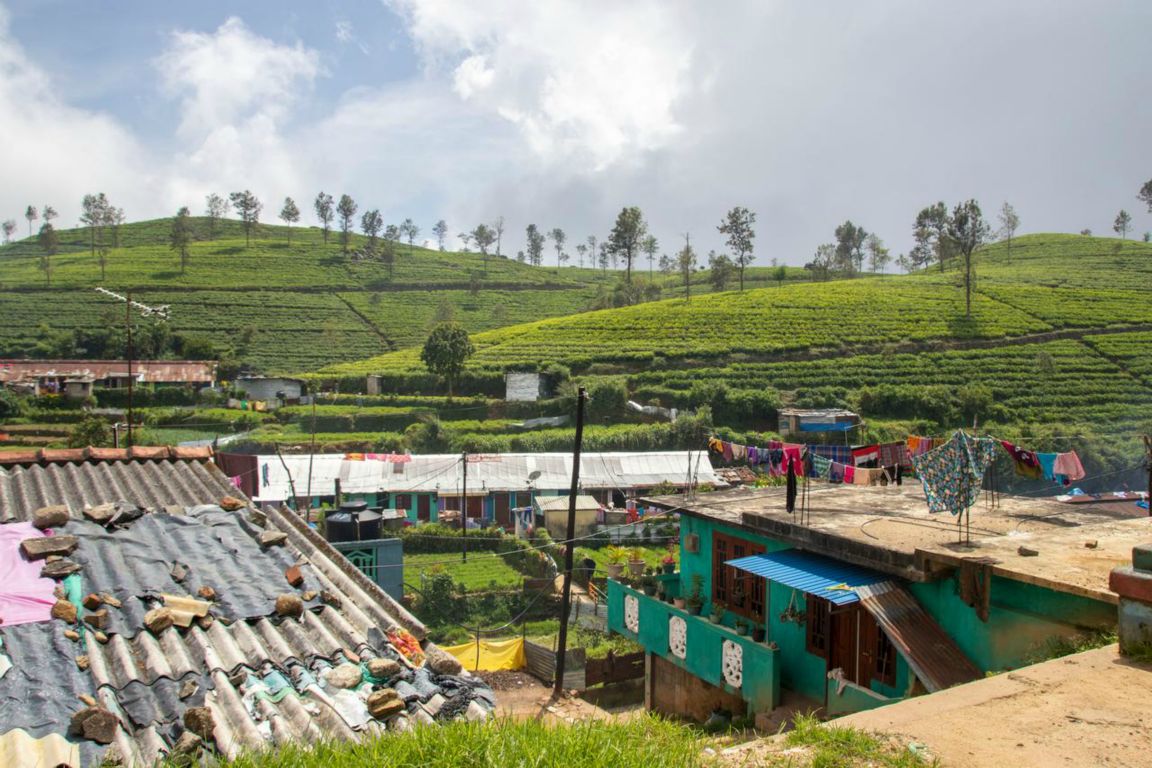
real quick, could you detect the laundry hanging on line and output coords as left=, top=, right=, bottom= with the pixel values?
left=911, top=431, right=1000, bottom=515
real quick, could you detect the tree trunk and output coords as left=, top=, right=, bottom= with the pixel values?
left=965, top=252, right=972, bottom=318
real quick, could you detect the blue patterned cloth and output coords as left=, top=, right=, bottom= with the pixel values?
left=911, top=432, right=999, bottom=515
left=808, top=444, right=853, bottom=465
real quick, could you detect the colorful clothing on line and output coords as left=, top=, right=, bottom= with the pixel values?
left=878, top=442, right=909, bottom=468
left=852, top=445, right=880, bottom=466
left=1036, top=453, right=1057, bottom=481
left=1000, top=441, right=1042, bottom=479
left=811, top=455, right=832, bottom=479
left=722, top=442, right=734, bottom=462
left=843, top=465, right=856, bottom=484
left=910, top=431, right=1000, bottom=515
left=808, top=444, right=853, bottom=466
left=1053, top=452, right=1086, bottom=484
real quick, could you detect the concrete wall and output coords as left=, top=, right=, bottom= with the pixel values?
left=650, top=654, right=748, bottom=722
left=331, top=538, right=403, bottom=600
left=544, top=508, right=598, bottom=540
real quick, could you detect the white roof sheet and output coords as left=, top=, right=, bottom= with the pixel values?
left=252, top=451, right=719, bottom=502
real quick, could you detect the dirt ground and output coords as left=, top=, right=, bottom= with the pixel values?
left=724, top=645, right=1152, bottom=767
left=474, top=670, right=645, bottom=724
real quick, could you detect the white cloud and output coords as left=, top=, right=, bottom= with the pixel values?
left=335, top=19, right=354, bottom=43
left=386, top=0, right=693, bottom=171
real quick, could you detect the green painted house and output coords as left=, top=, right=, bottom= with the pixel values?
left=607, top=484, right=1136, bottom=721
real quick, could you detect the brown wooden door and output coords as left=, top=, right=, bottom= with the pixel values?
left=494, top=493, right=511, bottom=526
left=417, top=495, right=431, bottom=522
left=829, top=606, right=862, bottom=683
left=467, top=496, right=483, bottom=518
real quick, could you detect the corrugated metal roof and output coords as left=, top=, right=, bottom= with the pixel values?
left=252, top=450, right=721, bottom=501
left=0, top=729, right=81, bottom=768
left=0, top=459, right=494, bottom=766
left=535, top=495, right=600, bottom=512
left=726, top=549, right=889, bottom=606
left=856, top=581, right=983, bottom=693
left=0, top=456, right=232, bottom=521
left=0, top=359, right=216, bottom=384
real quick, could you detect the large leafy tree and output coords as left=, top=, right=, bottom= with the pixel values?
left=472, top=223, right=496, bottom=269
left=279, top=197, right=301, bottom=244
left=866, top=233, right=890, bottom=274
left=314, top=192, right=335, bottom=244
left=1114, top=209, right=1132, bottom=239
left=525, top=224, right=545, bottom=267
left=607, top=206, right=646, bottom=283
left=947, top=199, right=990, bottom=318
left=361, top=209, right=383, bottom=253
left=717, top=206, right=756, bottom=290
left=1138, top=179, right=1152, bottom=214
left=400, top=218, right=420, bottom=250
left=336, top=194, right=358, bottom=254
left=170, top=206, right=193, bottom=273
left=1, top=220, right=15, bottom=244
left=834, top=220, right=868, bottom=275
left=24, top=205, right=38, bottom=237
left=228, top=190, right=262, bottom=247
left=205, top=193, right=229, bottom=238
left=708, top=250, right=733, bottom=291
left=80, top=193, right=107, bottom=256
left=420, top=322, right=475, bottom=398
left=642, top=235, right=659, bottom=278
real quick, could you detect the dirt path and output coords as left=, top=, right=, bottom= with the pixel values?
left=475, top=670, right=643, bottom=724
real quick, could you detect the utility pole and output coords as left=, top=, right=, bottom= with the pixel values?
left=461, top=451, right=468, bottom=562
left=95, top=288, right=169, bottom=448
left=554, top=386, right=587, bottom=698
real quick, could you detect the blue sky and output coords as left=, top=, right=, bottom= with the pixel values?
left=2, top=1, right=1151, bottom=263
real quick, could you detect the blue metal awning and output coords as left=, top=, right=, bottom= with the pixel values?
left=725, top=550, right=889, bottom=606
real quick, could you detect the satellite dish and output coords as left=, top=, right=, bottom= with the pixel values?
left=527, top=470, right=542, bottom=481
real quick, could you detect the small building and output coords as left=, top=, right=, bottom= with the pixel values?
left=535, top=494, right=601, bottom=539
left=0, top=359, right=217, bottom=397
left=235, top=376, right=305, bottom=406
left=777, top=408, right=861, bottom=436
left=607, top=483, right=1144, bottom=722
left=505, top=372, right=547, bottom=402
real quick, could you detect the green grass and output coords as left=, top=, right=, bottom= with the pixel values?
left=198, top=716, right=706, bottom=768
left=574, top=545, right=677, bottom=576
left=1025, top=629, right=1118, bottom=664
left=403, top=552, right=528, bottom=591
left=780, top=713, right=936, bottom=767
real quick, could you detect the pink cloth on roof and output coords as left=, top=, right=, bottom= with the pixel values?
left=783, top=445, right=805, bottom=477
left=843, top=465, right=856, bottom=484
left=1052, top=452, right=1086, bottom=482
left=0, top=522, right=59, bottom=626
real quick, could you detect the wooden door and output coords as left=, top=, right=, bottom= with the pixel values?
left=467, top=496, right=483, bottom=519
left=828, top=606, right=861, bottom=683
left=494, top=493, right=511, bottom=526
left=417, top=495, right=431, bottom=522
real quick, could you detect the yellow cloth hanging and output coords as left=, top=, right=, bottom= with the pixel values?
left=439, top=636, right=527, bottom=671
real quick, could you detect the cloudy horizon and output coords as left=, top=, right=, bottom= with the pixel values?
left=1, top=0, right=1150, bottom=265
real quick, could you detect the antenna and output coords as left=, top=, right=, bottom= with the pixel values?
left=95, top=287, right=173, bottom=446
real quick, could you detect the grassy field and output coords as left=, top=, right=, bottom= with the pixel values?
left=403, top=552, right=527, bottom=591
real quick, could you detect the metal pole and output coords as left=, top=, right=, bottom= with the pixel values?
left=461, top=451, right=468, bottom=562
left=554, top=386, right=587, bottom=697
left=305, top=394, right=316, bottom=522
left=125, top=290, right=134, bottom=446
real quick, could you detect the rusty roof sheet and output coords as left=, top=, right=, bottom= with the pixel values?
left=0, top=359, right=217, bottom=384
left=0, top=446, right=214, bottom=468
left=856, top=581, right=982, bottom=693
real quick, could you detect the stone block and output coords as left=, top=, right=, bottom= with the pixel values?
left=1133, top=544, right=1152, bottom=573
left=285, top=564, right=304, bottom=587
left=41, top=560, right=82, bottom=579
left=21, top=535, right=79, bottom=561
left=183, top=706, right=216, bottom=741
left=275, top=593, right=303, bottom=618
left=32, top=505, right=70, bottom=530
left=83, top=609, right=109, bottom=630
left=259, top=531, right=287, bottom=548
left=82, top=594, right=103, bottom=611
left=144, top=607, right=175, bottom=634
left=219, top=496, right=245, bottom=511
left=1110, top=566, right=1152, bottom=604
left=69, top=706, right=118, bottom=744
left=367, top=689, right=406, bottom=719
left=52, top=599, right=78, bottom=624
left=367, top=658, right=402, bottom=680
left=1118, top=597, right=1152, bottom=655
left=326, top=663, right=363, bottom=689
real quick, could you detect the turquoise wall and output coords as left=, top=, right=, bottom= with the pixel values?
left=910, top=573, right=1115, bottom=671
left=677, top=514, right=791, bottom=617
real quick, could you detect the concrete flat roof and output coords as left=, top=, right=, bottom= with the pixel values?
left=646, top=485, right=1152, bottom=603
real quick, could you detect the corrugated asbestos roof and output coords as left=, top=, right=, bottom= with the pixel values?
left=0, top=455, right=230, bottom=521
left=252, top=450, right=722, bottom=501
left=856, top=581, right=983, bottom=693
left=0, top=458, right=494, bottom=766
left=726, top=549, right=889, bottom=606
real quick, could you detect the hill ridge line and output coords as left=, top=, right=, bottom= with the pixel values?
left=332, top=292, right=397, bottom=351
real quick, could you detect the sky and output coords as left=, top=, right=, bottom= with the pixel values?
left=1, top=0, right=1150, bottom=265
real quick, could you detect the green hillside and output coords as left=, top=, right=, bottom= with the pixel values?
left=0, top=217, right=609, bottom=372
left=325, top=234, right=1152, bottom=443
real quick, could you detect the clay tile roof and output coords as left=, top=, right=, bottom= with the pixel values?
left=85, top=448, right=131, bottom=462
left=171, top=445, right=214, bottom=461
left=36, top=448, right=87, bottom=463
left=127, top=446, right=171, bottom=460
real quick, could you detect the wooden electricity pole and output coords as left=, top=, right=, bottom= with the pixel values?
left=554, top=386, right=587, bottom=697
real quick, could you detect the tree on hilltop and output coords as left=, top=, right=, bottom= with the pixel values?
left=228, top=190, right=262, bottom=247
left=866, top=233, right=890, bottom=274
left=525, top=224, right=545, bottom=267
left=493, top=216, right=505, bottom=257
left=205, top=193, right=229, bottom=238
left=997, top=202, right=1020, bottom=263
left=361, top=209, right=383, bottom=254
left=108, top=206, right=126, bottom=248
left=946, top=199, right=990, bottom=318
left=586, top=235, right=599, bottom=272
left=42, top=205, right=57, bottom=225
left=1138, top=179, right=1152, bottom=214
left=279, top=197, right=301, bottom=245
left=1, top=220, right=15, bottom=244
left=718, top=206, right=756, bottom=290
left=677, top=234, right=697, bottom=301
left=400, top=218, right=420, bottom=250
left=432, top=219, right=449, bottom=251
left=912, top=202, right=951, bottom=272
left=549, top=228, right=567, bottom=269
left=708, top=250, right=733, bottom=291
left=1114, top=209, right=1132, bottom=239
left=834, top=220, right=868, bottom=275
left=24, top=205, right=38, bottom=238
left=420, top=322, right=474, bottom=398
left=314, top=192, right=334, bottom=244
left=598, top=241, right=610, bottom=272
left=575, top=243, right=587, bottom=268
left=607, top=206, right=646, bottom=283
left=171, top=206, right=192, bottom=274
left=80, top=194, right=109, bottom=256
left=642, top=234, right=659, bottom=278
left=472, top=223, right=496, bottom=271
left=336, top=194, right=357, bottom=254
left=38, top=222, right=58, bottom=286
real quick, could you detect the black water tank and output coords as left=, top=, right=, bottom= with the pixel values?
left=325, top=500, right=383, bottom=542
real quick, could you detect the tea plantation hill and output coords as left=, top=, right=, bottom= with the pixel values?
left=0, top=216, right=810, bottom=373
left=325, top=234, right=1152, bottom=466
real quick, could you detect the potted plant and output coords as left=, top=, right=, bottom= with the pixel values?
left=734, top=619, right=749, bottom=637
left=642, top=567, right=658, bottom=596
left=628, top=547, right=647, bottom=578
left=751, top=623, right=766, bottom=643
left=709, top=601, right=725, bottom=624
left=685, top=573, right=704, bottom=616
left=604, top=545, right=629, bottom=579
left=661, top=552, right=677, bottom=575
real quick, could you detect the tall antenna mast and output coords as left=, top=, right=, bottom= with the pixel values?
left=95, top=288, right=171, bottom=446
